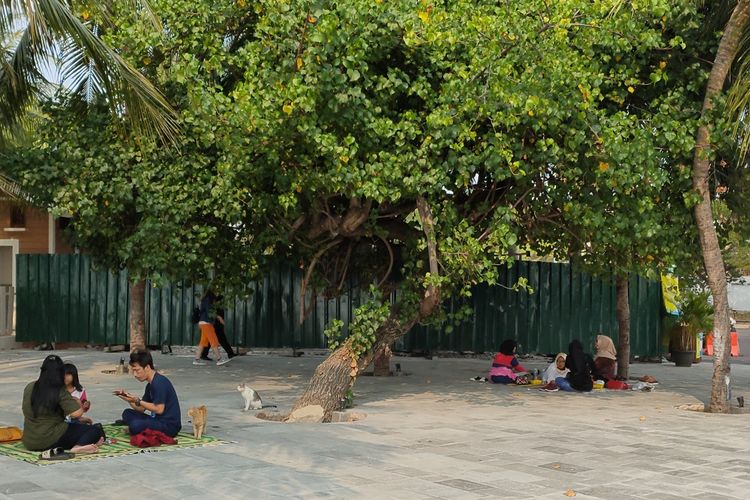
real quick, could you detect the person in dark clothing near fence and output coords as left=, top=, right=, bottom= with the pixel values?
left=555, top=339, right=596, bottom=392
left=193, top=291, right=231, bottom=366
left=199, top=297, right=237, bottom=362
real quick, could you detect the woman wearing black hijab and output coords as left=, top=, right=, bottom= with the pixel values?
left=555, top=339, right=595, bottom=392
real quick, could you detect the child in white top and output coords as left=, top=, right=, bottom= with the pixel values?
left=543, top=352, right=570, bottom=383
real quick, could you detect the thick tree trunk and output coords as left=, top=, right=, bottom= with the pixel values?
left=290, top=314, right=415, bottom=421
left=289, top=340, right=358, bottom=419
left=692, top=1, right=750, bottom=413
left=289, top=196, right=441, bottom=422
left=129, top=279, right=147, bottom=351
left=615, top=275, right=630, bottom=379
left=373, top=344, right=392, bottom=376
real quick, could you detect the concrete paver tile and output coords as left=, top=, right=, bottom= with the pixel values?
left=2, top=350, right=750, bottom=499
left=0, top=482, right=43, bottom=496
left=434, top=478, right=494, bottom=492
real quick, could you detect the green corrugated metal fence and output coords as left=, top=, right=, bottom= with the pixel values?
left=400, top=261, right=662, bottom=355
left=16, top=254, right=663, bottom=356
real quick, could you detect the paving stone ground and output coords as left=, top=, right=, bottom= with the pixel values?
left=0, top=344, right=749, bottom=499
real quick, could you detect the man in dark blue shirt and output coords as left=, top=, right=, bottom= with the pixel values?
left=115, top=349, right=181, bottom=437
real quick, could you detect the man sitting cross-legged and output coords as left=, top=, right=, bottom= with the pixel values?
left=114, top=349, right=181, bottom=437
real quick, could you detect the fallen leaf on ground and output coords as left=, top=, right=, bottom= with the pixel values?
left=639, top=416, right=646, bottom=421
left=564, top=489, right=576, bottom=497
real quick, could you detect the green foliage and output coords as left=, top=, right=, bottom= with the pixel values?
left=323, top=319, right=345, bottom=350
left=679, top=289, right=714, bottom=336
left=325, top=286, right=390, bottom=357
left=3, top=0, right=737, bottom=357
left=342, top=388, right=354, bottom=409
left=2, top=0, right=260, bottom=292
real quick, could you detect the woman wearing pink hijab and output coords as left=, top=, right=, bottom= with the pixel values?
left=594, top=334, right=617, bottom=382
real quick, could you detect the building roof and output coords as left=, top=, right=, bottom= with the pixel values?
left=0, top=174, right=26, bottom=202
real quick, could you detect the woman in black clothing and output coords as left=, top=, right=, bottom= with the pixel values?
left=556, top=339, right=595, bottom=392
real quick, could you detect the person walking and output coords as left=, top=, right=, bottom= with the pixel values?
left=193, top=290, right=231, bottom=366
left=200, top=297, right=236, bottom=361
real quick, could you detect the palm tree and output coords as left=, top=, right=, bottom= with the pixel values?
left=691, top=0, right=750, bottom=412
left=0, top=0, right=178, bottom=144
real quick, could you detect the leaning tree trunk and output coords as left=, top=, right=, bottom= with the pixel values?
left=129, top=279, right=147, bottom=351
left=373, top=344, right=393, bottom=376
left=290, top=196, right=442, bottom=422
left=692, top=0, right=750, bottom=413
left=615, top=275, right=630, bottom=380
left=290, top=314, right=417, bottom=421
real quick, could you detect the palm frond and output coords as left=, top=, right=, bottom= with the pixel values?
left=724, top=28, right=750, bottom=159
left=58, top=34, right=103, bottom=99
left=0, top=0, right=179, bottom=144
left=0, top=26, right=47, bottom=131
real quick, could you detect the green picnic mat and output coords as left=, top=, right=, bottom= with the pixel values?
left=0, top=424, right=226, bottom=465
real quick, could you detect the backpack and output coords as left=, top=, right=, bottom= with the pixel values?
left=191, top=306, right=201, bottom=325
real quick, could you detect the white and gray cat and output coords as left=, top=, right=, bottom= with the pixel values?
left=237, top=383, right=277, bottom=411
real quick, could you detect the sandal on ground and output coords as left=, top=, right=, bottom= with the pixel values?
left=39, top=447, right=74, bottom=460
left=94, top=423, right=106, bottom=442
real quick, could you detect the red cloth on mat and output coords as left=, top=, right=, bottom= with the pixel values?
left=605, top=380, right=629, bottom=390
left=130, top=429, right=177, bottom=448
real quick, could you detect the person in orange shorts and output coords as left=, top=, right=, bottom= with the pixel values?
left=193, top=290, right=231, bottom=366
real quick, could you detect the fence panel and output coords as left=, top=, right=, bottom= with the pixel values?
left=15, top=254, right=664, bottom=356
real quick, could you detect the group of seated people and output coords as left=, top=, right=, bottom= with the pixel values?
left=21, top=349, right=181, bottom=458
left=488, top=335, right=624, bottom=392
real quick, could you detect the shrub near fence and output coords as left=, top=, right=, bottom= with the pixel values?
left=16, top=254, right=663, bottom=356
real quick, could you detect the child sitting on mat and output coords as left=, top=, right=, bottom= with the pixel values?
left=64, top=363, right=92, bottom=424
left=488, top=339, right=529, bottom=384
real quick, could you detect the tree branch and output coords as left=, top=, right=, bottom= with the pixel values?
left=376, top=234, right=395, bottom=290
left=299, top=238, right=342, bottom=324
left=416, top=196, right=441, bottom=318
left=336, top=241, right=354, bottom=293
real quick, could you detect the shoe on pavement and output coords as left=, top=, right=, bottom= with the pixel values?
left=216, top=357, right=233, bottom=366
left=540, top=382, right=558, bottom=392
left=192, top=360, right=206, bottom=366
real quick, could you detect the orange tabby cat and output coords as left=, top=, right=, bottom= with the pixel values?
left=187, top=405, right=207, bottom=439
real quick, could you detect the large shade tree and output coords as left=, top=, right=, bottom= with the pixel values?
left=212, top=0, right=714, bottom=418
